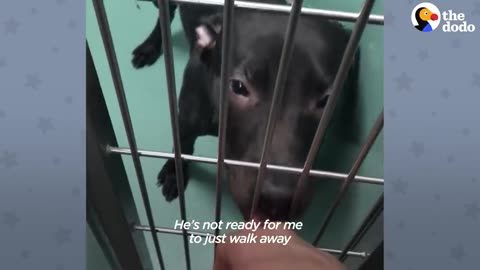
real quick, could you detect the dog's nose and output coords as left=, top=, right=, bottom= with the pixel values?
left=257, top=182, right=293, bottom=221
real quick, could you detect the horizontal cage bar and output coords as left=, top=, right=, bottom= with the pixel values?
left=138, top=0, right=384, bottom=25
left=338, top=193, right=384, bottom=262
left=133, top=224, right=369, bottom=258
left=106, top=146, right=384, bottom=185
left=357, top=241, right=382, bottom=270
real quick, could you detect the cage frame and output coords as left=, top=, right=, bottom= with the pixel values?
left=87, top=0, right=385, bottom=269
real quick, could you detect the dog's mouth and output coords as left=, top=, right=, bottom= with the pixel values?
left=257, top=193, right=293, bottom=221
left=254, top=198, right=290, bottom=221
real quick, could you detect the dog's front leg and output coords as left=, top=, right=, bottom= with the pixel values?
left=157, top=59, right=216, bottom=202
left=156, top=115, right=199, bottom=202
left=131, top=1, right=177, bottom=69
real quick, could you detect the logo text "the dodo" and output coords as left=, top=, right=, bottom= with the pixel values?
left=442, top=10, right=475, bottom=32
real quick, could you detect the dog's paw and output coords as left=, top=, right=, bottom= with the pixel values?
left=132, top=40, right=163, bottom=69
left=157, top=159, right=189, bottom=202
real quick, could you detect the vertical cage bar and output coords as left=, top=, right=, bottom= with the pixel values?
left=215, top=0, right=236, bottom=238
left=249, top=0, right=305, bottom=220
left=91, top=1, right=166, bottom=269
left=338, top=193, right=384, bottom=262
left=155, top=0, right=191, bottom=269
left=87, top=43, right=157, bottom=270
left=289, top=0, right=376, bottom=219
left=312, top=110, right=383, bottom=246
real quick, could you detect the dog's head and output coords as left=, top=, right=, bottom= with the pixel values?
left=195, top=9, right=359, bottom=221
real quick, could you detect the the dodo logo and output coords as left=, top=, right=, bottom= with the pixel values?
left=411, top=2, right=476, bottom=33
left=411, top=3, right=440, bottom=32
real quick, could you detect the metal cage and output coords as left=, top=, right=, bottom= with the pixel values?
left=87, top=0, right=384, bottom=269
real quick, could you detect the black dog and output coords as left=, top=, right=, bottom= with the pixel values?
left=139, top=3, right=360, bottom=221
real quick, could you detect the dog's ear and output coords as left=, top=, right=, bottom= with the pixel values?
left=195, top=13, right=224, bottom=71
left=195, top=14, right=223, bottom=50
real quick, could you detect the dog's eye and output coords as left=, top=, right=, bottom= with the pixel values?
left=316, top=94, right=330, bottom=109
left=230, top=79, right=250, bottom=97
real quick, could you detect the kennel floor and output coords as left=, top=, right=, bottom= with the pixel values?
left=86, top=0, right=384, bottom=269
